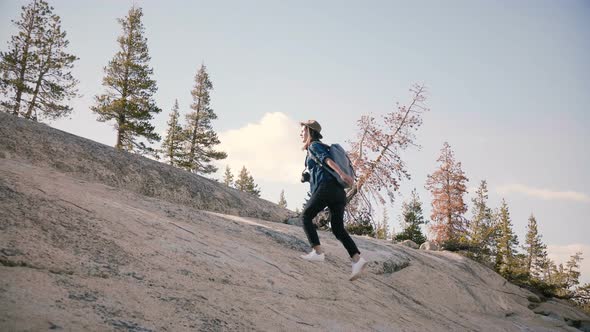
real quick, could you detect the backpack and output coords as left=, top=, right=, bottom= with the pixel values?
left=308, top=143, right=355, bottom=188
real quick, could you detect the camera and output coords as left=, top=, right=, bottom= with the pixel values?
left=300, top=171, right=310, bottom=183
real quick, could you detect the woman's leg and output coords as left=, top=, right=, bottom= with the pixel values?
left=329, top=200, right=360, bottom=258
left=301, top=188, right=329, bottom=250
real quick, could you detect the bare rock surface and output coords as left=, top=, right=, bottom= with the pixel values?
left=420, top=241, right=440, bottom=251
left=0, top=112, right=291, bottom=223
left=1, top=113, right=589, bottom=331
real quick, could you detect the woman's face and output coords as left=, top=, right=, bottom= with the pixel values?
left=300, top=126, right=309, bottom=144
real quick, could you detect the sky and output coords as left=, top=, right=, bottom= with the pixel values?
left=1, top=0, right=589, bottom=282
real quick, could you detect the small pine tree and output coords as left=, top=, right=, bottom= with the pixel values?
left=467, top=180, right=497, bottom=264
left=91, top=6, right=161, bottom=154
left=235, top=166, right=261, bottom=197
left=495, top=199, right=519, bottom=278
left=565, top=252, right=583, bottom=291
left=522, top=214, right=548, bottom=279
left=395, top=189, right=427, bottom=245
left=278, top=190, right=287, bottom=208
left=182, top=64, right=226, bottom=174
left=374, top=208, right=389, bottom=240
left=223, top=165, right=234, bottom=187
left=161, top=99, right=185, bottom=166
left=544, top=261, right=576, bottom=298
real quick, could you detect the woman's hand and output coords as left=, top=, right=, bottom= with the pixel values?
left=341, top=174, right=354, bottom=187
left=326, top=158, right=354, bottom=187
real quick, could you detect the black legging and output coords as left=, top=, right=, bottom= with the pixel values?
left=302, top=180, right=360, bottom=258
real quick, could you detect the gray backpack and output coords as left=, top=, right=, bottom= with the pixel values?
left=308, top=143, right=356, bottom=188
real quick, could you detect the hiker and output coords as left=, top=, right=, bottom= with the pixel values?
left=299, top=120, right=367, bottom=281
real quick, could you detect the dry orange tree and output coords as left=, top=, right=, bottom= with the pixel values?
left=345, top=84, right=429, bottom=222
left=425, top=142, right=469, bottom=244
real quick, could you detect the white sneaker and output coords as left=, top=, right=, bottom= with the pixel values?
left=350, top=257, right=367, bottom=281
left=300, top=250, right=325, bottom=262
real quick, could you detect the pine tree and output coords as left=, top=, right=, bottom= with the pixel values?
left=425, top=142, right=469, bottom=245
left=565, top=252, right=583, bottom=290
left=547, top=261, right=563, bottom=287
left=223, top=165, right=234, bottom=187
left=467, top=180, right=496, bottom=264
left=538, top=254, right=554, bottom=282
left=395, top=189, right=427, bottom=245
left=495, top=199, right=519, bottom=278
left=278, top=190, right=287, bottom=208
left=522, top=214, right=548, bottom=279
left=1, top=0, right=78, bottom=120
left=375, top=208, right=389, bottom=240
left=161, top=99, right=185, bottom=166
left=24, top=11, right=78, bottom=120
left=182, top=64, right=226, bottom=174
left=235, top=166, right=260, bottom=197
left=91, top=6, right=161, bottom=154
left=0, top=0, right=47, bottom=115
left=550, top=263, right=572, bottom=297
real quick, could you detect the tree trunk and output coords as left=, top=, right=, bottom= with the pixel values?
left=25, top=66, right=48, bottom=120
left=189, top=93, right=202, bottom=172
left=116, top=113, right=125, bottom=150
left=13, top=17, right=36, bottom=116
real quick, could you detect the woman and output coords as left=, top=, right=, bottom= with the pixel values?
left=299, top=120, right=367, bottom=281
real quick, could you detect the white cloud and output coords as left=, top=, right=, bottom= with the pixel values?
left=495, top=184, right=590, bottom=203
left=547, top=244, right=590, bottom=285
left=216, top=112, right=306, bottom=184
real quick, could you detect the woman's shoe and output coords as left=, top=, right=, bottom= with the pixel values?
left=300, top=250, right=325, bottom=262
left=350, top=257, right=367, bottom=281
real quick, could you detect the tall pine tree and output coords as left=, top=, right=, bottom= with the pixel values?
left=161, top=99, right=185, bottom=166
left=522, top=214, right=548, bottom=279
left=1, top=0, right=47, bottom=115
left=467, top=180, right=497, bottom=264
left=235, top=166, right=260, bottom=197
left=495, top=199, right=519, bottom=278
left=1, top=0, right=78, bottom=120
left=182, top=64, right=226, bottom=174
left=24, top=11, right=78, bottom=120
left=395, top=189, right=427, bottom=245
left=91, top=6, right=161, bottom=154
left=425, top=142, right=469, bottom=245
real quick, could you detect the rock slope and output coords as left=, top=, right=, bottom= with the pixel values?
left=1, top=113, right=588, bottom=331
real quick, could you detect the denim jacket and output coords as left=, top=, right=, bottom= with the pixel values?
left=306, top=141, right=336, bottom=193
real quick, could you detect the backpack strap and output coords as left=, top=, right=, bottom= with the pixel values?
left=307, top=142, right=329, bottom=169
left=307, top=143, right=339, bottom=181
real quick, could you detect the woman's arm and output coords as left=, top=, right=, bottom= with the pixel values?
left=325, top=158, right=354, bottom=187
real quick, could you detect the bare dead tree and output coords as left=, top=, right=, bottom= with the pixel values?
left=346, top=84, right=429, bottom=223
left=314, top=84, right=429, bottom=229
